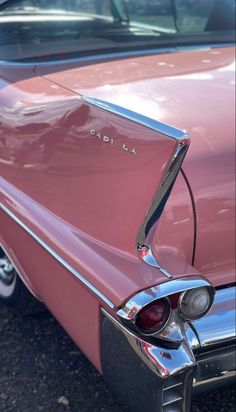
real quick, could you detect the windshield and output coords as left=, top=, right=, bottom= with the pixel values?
left=0, top=0, right=235, bottom=62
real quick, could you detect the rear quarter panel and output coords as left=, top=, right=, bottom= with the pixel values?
left=0, top=66, right=195, bottom=369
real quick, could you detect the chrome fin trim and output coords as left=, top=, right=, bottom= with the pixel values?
left=0, top=202, right=115, bottom=309
left=137, top=246, right=172, bottom=278
left=83, top=96, right=189, bottom=140
left=137, top=140, right=190, bottom=246
left=83, top=97, right=190, bottom=276
left=136, top=138, right=190, bottom=276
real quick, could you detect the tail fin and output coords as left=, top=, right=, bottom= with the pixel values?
left=83, top=97, right=190, bottom=262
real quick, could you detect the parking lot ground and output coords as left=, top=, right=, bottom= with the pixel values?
left=0, top=306, right=235, bottom=412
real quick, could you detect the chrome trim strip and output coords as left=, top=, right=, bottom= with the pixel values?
left=0, top=202, right=115, bottom=309
left=0, top=44, right=233, bottom=68
left=137, top=245, right=173, bottom=278
left=136, top=140, right=190, bottom=248
left=83, top=97, right=188, bottom=140
left=83, top=96, right=190, bottom=276
left=136, top=141, right=190, bottom=274
left=162, top=396, right=183, bottom=407
left=163, top=381, right=183, bottom=391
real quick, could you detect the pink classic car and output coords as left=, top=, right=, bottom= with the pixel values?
left=0, top=1, right=235, bottom=411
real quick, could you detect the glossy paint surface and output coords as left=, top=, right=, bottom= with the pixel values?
left=42, top=45, right=235, bottom=285
left=0, top=75, right=178, bottom=256
left=0, top=45, right=235, bottom=373
left=0, top=45, right=235, bottom=316
left=0, top=209, right=102, bottom=371
left=0, top=69, right=196, bottom=309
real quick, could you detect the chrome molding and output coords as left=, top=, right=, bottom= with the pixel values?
left=137, top=246, right=173, bottom=278
left=83, top=97, right=189, bottom=140
left=136, top=139, right=190, bottom=274
left=162, top=373, right=193, bottom=411
left=83, top=97, right=190, bottom=276
left=136, top=140, right=190, bottom=247
left=0, top=202, right=115, bottom=309
left=0, top=45, right=233, bottom=69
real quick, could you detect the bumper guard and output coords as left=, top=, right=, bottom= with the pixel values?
left=101, top=286, right=235, bottom=412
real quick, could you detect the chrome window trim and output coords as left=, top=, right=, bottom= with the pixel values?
left=0, top=45, right=233, bottom=68
left=83, top=97, right=190, bottom=275
left=0, top=202, right=115, bottom=309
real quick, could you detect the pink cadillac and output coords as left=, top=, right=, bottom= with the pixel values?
left=0, top=1, right=235, bottom=411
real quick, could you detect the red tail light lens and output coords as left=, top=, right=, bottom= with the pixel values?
left=135, top=298, right=170, bottom=335
left=169, top=293, right=181, bottom=309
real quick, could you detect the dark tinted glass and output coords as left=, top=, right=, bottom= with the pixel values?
left=0, top=0, right=235, bottom=62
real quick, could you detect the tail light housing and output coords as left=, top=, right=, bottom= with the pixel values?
left=117, top=277, right=215, bottom=341
left=178, top=286, right=214, bottom=321
left=135, top=298, right=170, bottom=335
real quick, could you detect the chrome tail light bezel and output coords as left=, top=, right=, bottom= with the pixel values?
left=117, top=276, right=215, bottom=341
left=134, top=297, right=172, bottom=336
left=178, top=286, right=215, bottom=321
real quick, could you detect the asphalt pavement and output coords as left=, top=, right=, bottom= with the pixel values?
left=0, top=306, right=235, bottom=412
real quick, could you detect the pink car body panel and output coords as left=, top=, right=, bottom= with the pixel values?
left=0, top=46, right=235, bottom=373
left=0, top=209, right=102, bottom=370
left=41, top=45, right=235, bottom=286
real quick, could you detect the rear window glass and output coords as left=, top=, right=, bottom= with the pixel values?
left=0, top=0, right=235, bottom=62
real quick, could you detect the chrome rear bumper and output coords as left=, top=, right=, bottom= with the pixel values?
left=193, top=345, right=235, bottom=394
left=192, top=286, right=235, bottom=348
left=101, top=286, right=235, bottom=412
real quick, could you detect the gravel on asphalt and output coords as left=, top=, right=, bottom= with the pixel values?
left=0, top=306, right=235, bottom=412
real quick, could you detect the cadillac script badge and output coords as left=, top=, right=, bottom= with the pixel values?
left=90, top=129, right=137, bottom=156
